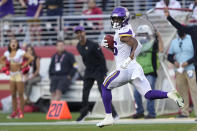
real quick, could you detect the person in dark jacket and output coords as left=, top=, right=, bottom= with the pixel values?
left=164, top=8, right=197, bottom=81
left=74, top=26, right=118, bottom=122
left=49, top=41, right=77, bottom=101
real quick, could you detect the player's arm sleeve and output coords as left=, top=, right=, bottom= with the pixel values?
left=68, top=54, right=77, bottom=78
left=167, top=42, right=175, bottom=64
left=119, top=29, right=139, bottom=59
left=167, top=16, right=192, bottom=34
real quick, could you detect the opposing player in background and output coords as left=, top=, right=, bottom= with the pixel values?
left=97, top=6, right=184, bottom=127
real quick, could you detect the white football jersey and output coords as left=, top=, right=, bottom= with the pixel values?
left=114, top=24, right=142, bottom=68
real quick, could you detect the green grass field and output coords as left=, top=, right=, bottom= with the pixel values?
left=0, top=124, right=197, bottom=131
left=0, top=112, right=80, bottom=122
left=0, top=112, right=195, bottom=123
left=0, top=112, right=197, bottom=131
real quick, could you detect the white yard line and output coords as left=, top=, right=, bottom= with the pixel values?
left=0, top=118, right=197, bottom=126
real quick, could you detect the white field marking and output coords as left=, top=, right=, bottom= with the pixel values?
left=0, top=118, right=197, bottom=126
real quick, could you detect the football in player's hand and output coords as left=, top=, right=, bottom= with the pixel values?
left=104, top=34, right=114, bottom=51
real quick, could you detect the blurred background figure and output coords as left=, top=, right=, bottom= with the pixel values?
left=49, top=41, right=77, bottom=101
left=146, top=0, right=156, bottom=10
left=133, top=25, right=163, bottom=119
left=0, top=0, right=14, bottom=18
left=155, top=0, right=181, bottom=15
left=82, top=0, right=103, bottom=17
left=19, top=0, right=45, bottom=45
left=19, top=0, right=44, bottom=18
left=167, top=30, right=197, bottom=118
left=102, top=0, right=109, bottom=11
left=45, top=0, right=63, bottom=46
left=81, top=0, right=103, bottom=34
left=189, top=0, right=197, bottom=20
left=74, top=26, right=118, bottom=122
left=24, top=45, right=41, bottom=104
left=165, top=8, right=197, bottom=81
left=46, top=0, right=63, bottom=16
left=0, top=38, right=33, bottom=119
left=0, top=0, right=15, bottom=45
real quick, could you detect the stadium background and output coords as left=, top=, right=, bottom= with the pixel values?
left=0, top=0, right=197, bottom=131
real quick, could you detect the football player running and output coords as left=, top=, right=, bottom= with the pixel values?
left=97, top=6, right=184, bottom=127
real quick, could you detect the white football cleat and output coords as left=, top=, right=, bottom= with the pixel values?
left=96, top=113, right=114, bottom=128
left=167, top=90, right=184, bottom=109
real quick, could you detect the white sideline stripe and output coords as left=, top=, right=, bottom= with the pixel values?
left=0, top=119, right=197, bottom=126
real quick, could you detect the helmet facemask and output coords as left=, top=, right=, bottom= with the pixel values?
left=111, top=16, right=125, bottom=29
left=111, top=7, right=130, bottom=29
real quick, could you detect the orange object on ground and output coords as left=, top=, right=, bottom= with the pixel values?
left=46, top=101, right=72, bottom=120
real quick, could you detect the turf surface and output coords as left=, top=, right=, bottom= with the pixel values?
left=0, top=124, right=197, bottom=131
left=0, top=112, right=80, bottom=122
left=0, top=112, right=197, bottom=131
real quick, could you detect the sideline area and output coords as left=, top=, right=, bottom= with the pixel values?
left=0, top=118, right=196, bottom=126
left=0, top=113, right=197, bottom=131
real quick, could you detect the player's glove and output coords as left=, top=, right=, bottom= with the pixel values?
left=101, top=37, right=108, bottom=48
left=121, top=57, right=133, bottom=69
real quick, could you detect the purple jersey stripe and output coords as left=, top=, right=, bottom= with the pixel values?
left=104, top=71, right=120, bottom=88
left=119, top=29, right=133, bottom=36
